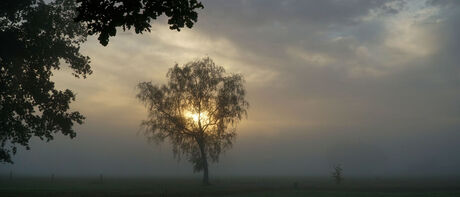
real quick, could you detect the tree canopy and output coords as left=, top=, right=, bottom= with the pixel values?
left=137, top=58, right=248, bottom=184
left=0, top=0, right=204, bottom=163
left=74, top=0, right=204, bottom=46
left=0, top=0, right=90, bottom=163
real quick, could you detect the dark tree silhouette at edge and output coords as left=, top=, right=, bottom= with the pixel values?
left=0, top=0, right=90, bottom=163
left=0, top=0, right=204, bottom=163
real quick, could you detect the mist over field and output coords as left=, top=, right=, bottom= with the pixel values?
left=2, top=0, right=460, bottom=179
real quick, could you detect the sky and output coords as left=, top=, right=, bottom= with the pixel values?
left=2, top=0, right=460, bottom=177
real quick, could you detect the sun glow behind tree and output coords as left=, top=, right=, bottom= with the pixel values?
left=185, top=110, right=210, bottom=126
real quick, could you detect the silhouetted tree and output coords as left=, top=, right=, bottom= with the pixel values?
left=331, top=164, right=343, bottom=184
left=74, top=0, right=204, bottom=46
left=0, top=0, right=204, bottom=163
left=137, top=57, right=248, bottom=185
left=0, top=0, right=90, bottom=163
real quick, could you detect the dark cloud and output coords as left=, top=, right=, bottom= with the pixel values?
left=427, top=0, right=460, bottom=6
left=201, top=0, right=404, bottom=26
left=193, top=0, right=405, bottom=61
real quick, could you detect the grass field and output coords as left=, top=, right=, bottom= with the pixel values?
left=1, top=176, right=460, bottom=196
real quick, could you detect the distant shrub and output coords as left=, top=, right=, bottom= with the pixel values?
left=332, top=164, right=343, bottom=184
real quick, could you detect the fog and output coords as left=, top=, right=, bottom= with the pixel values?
left=2, top=0, right=460, bottom=178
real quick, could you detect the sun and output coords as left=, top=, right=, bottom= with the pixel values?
left=184, top=110, right=209, bottom=125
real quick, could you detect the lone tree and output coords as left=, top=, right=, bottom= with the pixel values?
left=331, top=164, right=343, bottom=184
left=137, top=57, right=248, bottom=185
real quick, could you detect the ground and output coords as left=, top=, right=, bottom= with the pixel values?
left=0, top=176, right=459, bottom=196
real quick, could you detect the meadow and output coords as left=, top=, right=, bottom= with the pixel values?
left=1, top=176, right=459, bottom=197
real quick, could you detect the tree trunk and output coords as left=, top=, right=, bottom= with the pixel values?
left=198, top=141, right=210, bottom=185
left=202, top=157, right=209, bottom=185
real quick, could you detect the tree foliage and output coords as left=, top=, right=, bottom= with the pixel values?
left=332, top=164, right=344, bottom=184
left=0, top=0, right=204, bottom=164
left=74, top=0, right=204, bottom=46
left=137, top=57, right=248, bottom=184
left=0, top=0, right=90, bottom=163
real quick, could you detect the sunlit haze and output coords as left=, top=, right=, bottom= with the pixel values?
left=185, top=111, right=210, bottom=125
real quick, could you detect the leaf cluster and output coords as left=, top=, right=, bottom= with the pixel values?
left=74, top=0, right=203, bottom=46
left=0, top=0, right=90, bottom=163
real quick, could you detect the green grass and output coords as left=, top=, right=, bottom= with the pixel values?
left=0, top=176, right=459, bottom=196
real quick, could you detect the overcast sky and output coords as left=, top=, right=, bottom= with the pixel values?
left=2, top=0, right=460, bottom=177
